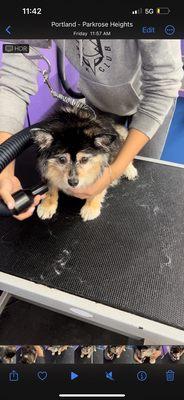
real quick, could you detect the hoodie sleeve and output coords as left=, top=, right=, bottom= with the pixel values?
left=0, top=48, right=39, bottom=134
left=129, top=39, right=183, bottom=139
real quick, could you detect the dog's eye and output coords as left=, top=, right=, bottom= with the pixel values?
left=59, top=156, right=67, bottom=164
left=80, top=157, right=89, bottom=164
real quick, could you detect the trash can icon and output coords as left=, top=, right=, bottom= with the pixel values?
left=9, top=370, right=19, bottom=382
left=166, top=370, right=175, bottom=382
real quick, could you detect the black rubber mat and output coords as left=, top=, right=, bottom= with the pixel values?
left=0, top=147, right=184, bottom=330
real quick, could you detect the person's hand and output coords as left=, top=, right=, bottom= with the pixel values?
left=69, top=167, right=111, bottom=199
left=0, top=173, right=45, bottom=221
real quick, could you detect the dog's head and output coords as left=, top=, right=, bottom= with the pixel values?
left=136, top=346, right=161, bottom=360
left=170, top=346, right=184, bottom=361
left=31, top=106, right=120, bottom=192
left=109, top=345, right=125, bottom=356
left=0, top=346, right=16, bottom=364
left=20, top=346, right=37, bottom=364
left=81, top=346, right=93, bottom=355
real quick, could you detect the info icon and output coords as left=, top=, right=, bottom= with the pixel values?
left=137, top=370, right=148, bottom=382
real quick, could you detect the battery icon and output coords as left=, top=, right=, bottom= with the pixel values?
left=156, top=7, right=170, bottom=14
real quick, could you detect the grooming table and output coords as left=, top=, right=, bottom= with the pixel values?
left=0, top=147, right=184, bottom=344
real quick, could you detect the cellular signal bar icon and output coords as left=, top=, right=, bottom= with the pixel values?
left=132, top=8, right=142, bottom=15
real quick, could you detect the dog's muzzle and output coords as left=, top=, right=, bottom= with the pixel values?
left=68, top=177, right=79, bottom=187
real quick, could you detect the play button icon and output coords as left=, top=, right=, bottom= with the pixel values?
left=70, top=372, right=79, bottom=381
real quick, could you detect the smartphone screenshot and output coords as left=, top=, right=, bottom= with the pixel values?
left=0, top=1, right=184, bottom=398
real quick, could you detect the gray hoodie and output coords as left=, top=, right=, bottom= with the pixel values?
left=0, top=39, right=183, bottom=138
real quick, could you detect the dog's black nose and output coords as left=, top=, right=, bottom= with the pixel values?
left=68, top=177, right=79, bottom=187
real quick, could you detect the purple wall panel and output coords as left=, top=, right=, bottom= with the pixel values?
left=181, top=39, right=184, bottom=54
left=28, top=42, right=60, bottom=124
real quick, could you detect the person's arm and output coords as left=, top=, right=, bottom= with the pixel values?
left=0, top=48, right=39, bottom=134
left=0, top=47, right=47, bottom=219
left=70, top=40, right=183, bottom=199
left=70, top=128, right=148, bottom=199
left=109, top=128, right=148, bottom=180
left=0, top=132, right=14, bottom=174
left=34, top=346, right=45, bottom=363
left=0, top=132, right=44, bottom=220
left=129, top=39, right=183, bottom=138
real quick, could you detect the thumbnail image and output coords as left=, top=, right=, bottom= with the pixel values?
left=74, top=346, right=104, bottom=364
left=104, top=345, right=126, bottom=362
left=0, top=346, right=17, bottom=364
left=16, top=346, right=45, bottom=364
left=102, top=345, right=184, bottom=365
left=1, top=345, right=184, bottom=365
left=44, top=346, right=76, bottom=364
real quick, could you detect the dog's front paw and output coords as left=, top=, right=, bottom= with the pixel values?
left=80, top=203, right=101, bottom=221
left=37, top=201, right=57, bottom=220
left=124, top=164, right=138, bottom=181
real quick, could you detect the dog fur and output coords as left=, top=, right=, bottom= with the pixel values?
left=169, top=346, right=184, bottom=362
left=80, top=345, right=96, bottom=358
left=134, top=346, right=162, bottom=365
left=19, top=346, right=38, bottom=364
left=47, top=345, right=69, bottom=356
left=105, top=345, right=126, bottom=360
left=0, top=346, right=16, bottom=364
left=32, top=105, right=138, bottom=221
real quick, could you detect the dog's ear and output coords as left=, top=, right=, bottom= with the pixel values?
left=30, top=128, right=53, bottom=150
left=76, top=106, right=95, bottom=121
left=67, top=104, right=96, bottom=122
left=94, top=133, right=116, bottom=151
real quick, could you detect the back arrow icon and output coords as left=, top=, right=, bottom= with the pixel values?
left=6, top=25, right=11, bottom=35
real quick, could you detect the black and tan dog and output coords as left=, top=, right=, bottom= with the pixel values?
left=19, top=346, right=37, bottom=364
left=134, top=346, right=163, bottom=365
left=105, top=345, right=126, bottom=360
left=80, top=345, right=97, bottom=359
left=0, top=346, right=16, bottom=364
left=169, top=346, right=184, bottom=362
left=47, top=345, right=69, bottom=356
left=19, top=345, right=44, bottom=364
left=32, top=106, right=137, bottom=221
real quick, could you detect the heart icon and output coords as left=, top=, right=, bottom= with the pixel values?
left=37, top=371, right=48, bottom=381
